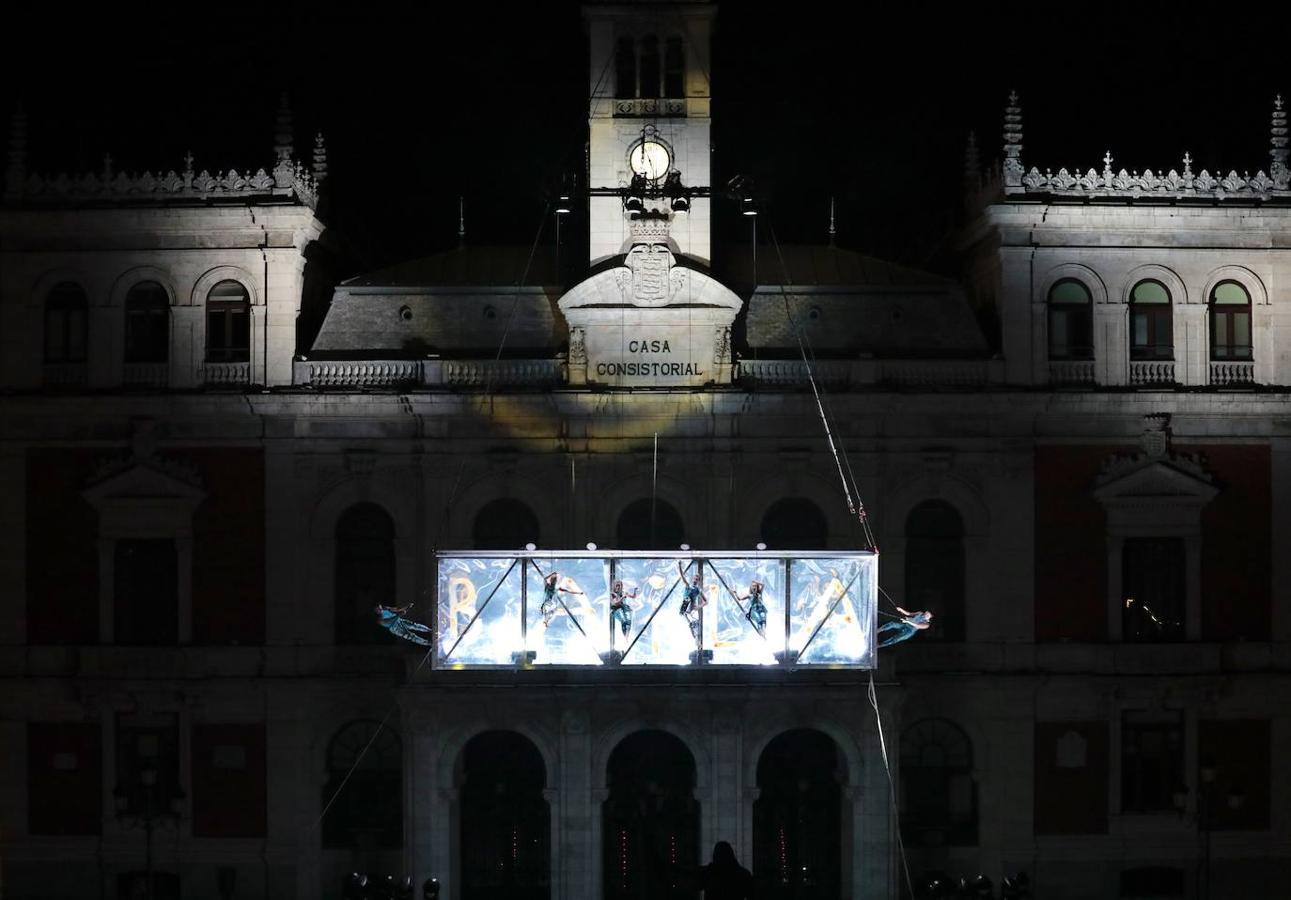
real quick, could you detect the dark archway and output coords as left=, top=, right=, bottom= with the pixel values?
left=904, top=500, right=965, bottom=641
left=899, top=719, right=977, bottom=847
left=616, top=498, right=685, bottom=551
left=472, top=498, right=541, bottom=550
left=760, top=498, right=829, bottom=550
left=460, top=731, right=550, bottom=900
left=603, top=730, right=699, bottom=900
left=753, top=729, right=844, bottom=899
left=334, top=503, right=396, bottom=644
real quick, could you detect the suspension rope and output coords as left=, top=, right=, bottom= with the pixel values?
left=868, top=671, right=915, bottom=899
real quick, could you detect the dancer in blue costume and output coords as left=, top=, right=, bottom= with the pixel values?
left=609, top=579, right=638, bottom=645
left=878, top=606, right=933, bottom=647
left=540, top=571, right=585, bottom=627
left=741, top=580, right=768, bottom=636
left=374, top=604, right=432, bottom=646
left=677, top=561, right=707, bottom=647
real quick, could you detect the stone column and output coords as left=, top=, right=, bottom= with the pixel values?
left=1177, top=304, right=1208, bottom=386
left=250, top=304, right=266, bottom=387
left=171, top=306, right=201, bottom=389
left=1253, top=302, right=1275, bottom=385
left=711, top=712, right=741, bottom=853
left=264, top=249, right=306, bottom=387
left=0, top=449, right=25, bottom=644
left=1094, top=302, right=1126, bottom=386
left=560, top=709, right=593, bottom=899
left=999, top=247, right=1036, bottom=385
left=407, top=722, right=438, bottom=892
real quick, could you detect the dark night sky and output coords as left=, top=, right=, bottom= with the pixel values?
left=3, top=1, right=1285, bottom=278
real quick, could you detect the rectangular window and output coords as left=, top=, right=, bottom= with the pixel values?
left=192, top=724, right=266, bottom=837
left=115, top=714, right=180, bottom=818
left=28, top=723, right=102, bottom=835
left=1197, top=719, right=1270, bottom=831
left=114, top=539, right=178, bottom=646
left=1121, top=711, right=1183, bottom=813
left=206, top=303, right=250, bottom=363
left=1121, top=537, right=1184, bottom=641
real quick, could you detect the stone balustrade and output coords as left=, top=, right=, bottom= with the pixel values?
left=1129, top=360, right=1176, bottom=387
left=201, top=361, right=251, bottom=387
left=122, top=362, right=169, bottom=388
left=1049, top=360, right=1096, bottom=386
left=1209, top=360, right=1255, bottom=386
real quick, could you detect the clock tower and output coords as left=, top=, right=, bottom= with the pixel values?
left=584, top=1, right=714, bottom=266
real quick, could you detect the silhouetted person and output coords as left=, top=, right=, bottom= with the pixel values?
left=697, top=841, right=754, bottom=900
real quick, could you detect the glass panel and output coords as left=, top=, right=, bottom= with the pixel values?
left=1131, top=281, right=1169, bottom=304
left=66, top=310, right=87, bottom=361
left=1049, top=280, right=1091, bottom=305
left=1212, top=313, right=1229, bottom=351
left=616, top=557, right=694, bottom=665
left=1212, top=282, right=1249, bottom=305
left=525, top=558, right=607, bottom=665
left=705, top=557, right=783, bottom=665
left=437, top=557, right=522, bottom=665
left=1234, top=312, right=1250, bottom=348
left=790, top=557, right=875, bottom=666
left=1133, top=313, right=1148, bottom=348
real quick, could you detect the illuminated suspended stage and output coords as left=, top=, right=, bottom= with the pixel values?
left=435, top=550, right=877, bottom=668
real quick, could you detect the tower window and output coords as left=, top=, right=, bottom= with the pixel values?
left=1209, top=281, right=1252, bottom=361
left=205, top=280, right=250, bottom=363
left=615, top=37, right=637, bottom=98
left=44, top=282, right=88, bottom=364
left=1129, top=280, right=1172, bottom=361
left=663, top=37, right=684, bottom=97
left=638, top=35, right=660, bottom=99
left=1047, top=279, right=1093, bottom=360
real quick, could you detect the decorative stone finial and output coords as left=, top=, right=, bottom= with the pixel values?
left=1003, top=90, right=1024, bottom=188
left=4, top=104, right=27, bottom=200
left=272, top=93, right=295, bottom=188
left=102, top=153, right=114, bottom=184
left=312, top=132, right=327, bottom=183
left=457, top=196, right=466, bottom=247
left=1271, top=93, right=1289, bottom=190
left=628, top=212, right=670, bottom=243
left=828, top=196, right=836, bottom=246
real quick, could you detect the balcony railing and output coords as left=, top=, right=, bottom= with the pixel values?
left=1129, top=360, right=1175, bottom=386
left=1048, top=359, right=1095, bottom=385
left=1209, top=360, right=1254, bottom=386
left=201, top=361, right=250, bottom=386
left=42, top=362, right=88, bottom=387
left=613, top=97, right=687, bottom=117
left=435, top=549, right=877, bottom=669
left=123, top=362, right=169, bottom=389
left=293, top=358, right=565, bottom=389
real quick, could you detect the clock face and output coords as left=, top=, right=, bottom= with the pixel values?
left=629, top=140, right=671, bottom=180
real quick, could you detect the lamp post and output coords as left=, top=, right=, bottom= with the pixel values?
left=114, top=762, right=185, bottom=900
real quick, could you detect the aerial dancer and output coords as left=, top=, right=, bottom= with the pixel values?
left=540, top=571, right=585, bottom=628
left=677, top=561, right=706, bottom=647
left=877, top=606, right=933, bottom=648
left=374, top=604, right=432, bottom=647
left=609, top=579, right=638, bottom=646
left=740, top=580, right=768, bottom=636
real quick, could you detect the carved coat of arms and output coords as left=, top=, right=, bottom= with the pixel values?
left=625, top=242, right=673, bottom=306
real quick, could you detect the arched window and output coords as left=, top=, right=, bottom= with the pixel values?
left=472, top=499, right=540, bottom=550
left=603, top=730, right=698, bottom=900
left=760, top=498, right=828, bottom=550
left=1129, top=280, right=1172, bottom=361
left=205, top=280, right=250, bottom=363
left=615, top=37, right=637, bottom=98
left=1209, top=281, right=1252, bottom=361
left=753, top=729, right=843, bottom=898
left=1047, top=279, right=1093, bottom=361
left=460, top=731, right=550, bottom=900
left=334, top=503, right=396, bottom=644
left=322, top=720, right=401, bottom=849
left=616, top=498, right=685, bottom=550
left=663, top=37, right=685, bottom=97
left=44, top=282, right=88, bottom=364
left=904, top=500, right=964, bottom=641
left=638, top=35, right=660, bottom=99
left=124, top=281, right=170, bottom=364
left=900, top=719, right=976, bottom=847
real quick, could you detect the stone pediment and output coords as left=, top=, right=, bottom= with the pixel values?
left=83, top=460, right=206, bottom=508
left=1093, top=457, right=1217, bottom=507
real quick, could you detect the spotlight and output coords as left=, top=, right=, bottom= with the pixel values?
left=680, top=543, right=690, bottom=551
left=555, top=195, right=572, bottom=214
left=421, top=878, right=440, bottom=900
left=670, top=195, right=690, bottom=212
left=755, top=542, right=767, bottom=551
left=524, top=542, right=536, bottom=551
left=625, top=195, right=644, bottom=213
left=740, top=197, right=758, bottom=216
left=586, top=542, right=597, bottom=551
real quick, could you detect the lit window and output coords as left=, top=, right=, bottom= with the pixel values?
left=44, top=282, right=88, bottom=364
left=1129, top=280, right=1172, bottom=361
left=1047, top=279, right=1093, bottom=360
left=205, top=280, right=250, bottom=363
left=1209, top=281, right=1251, bottom=361
left=124, top=281, right=170, bottom=364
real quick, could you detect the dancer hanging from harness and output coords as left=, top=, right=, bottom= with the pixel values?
left=540, top=570, right=585, bottom=628
left=677, top=561, right=707, bottom=648
left=374, top=604, right=432, bottom=646
left=739, top=580, right=768, bottom=636
left=609, top=579, right=638, bottom=646
left=878, top=605, right=933, bottom=647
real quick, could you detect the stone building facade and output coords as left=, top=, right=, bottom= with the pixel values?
left=1, top=5, right=1288, bottom=900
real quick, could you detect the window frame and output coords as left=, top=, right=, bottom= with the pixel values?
left=1208, top=280, right=1252, bottom=362
left=1128, top=279, right=1174, bottom=362
left=44, top=282, right=89, bottom=364
left=1047, top=278, right=1094, bottom=361
left=123, top=281, right=171, bottom=365
left=204, top=280, right=251, bottom=364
